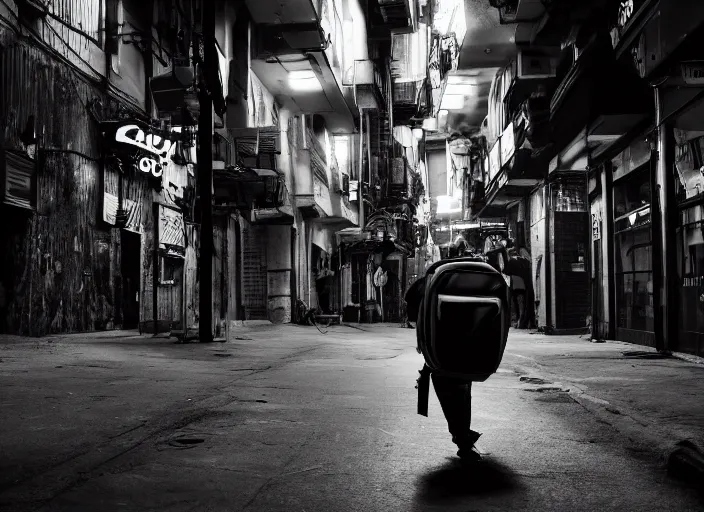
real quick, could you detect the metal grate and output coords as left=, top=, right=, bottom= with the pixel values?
left=241, top=223, right=268, bottom=320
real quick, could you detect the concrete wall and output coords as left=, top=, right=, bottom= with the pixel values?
left=426, top=149, right=448, bottom=215
left=590, top=194, right=609, bottom=338
left=530, top=186, right=548, bottom=328
left=266, top=225, right=292, bottom=324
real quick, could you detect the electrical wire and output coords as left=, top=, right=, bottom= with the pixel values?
left=46, top=10, right=100, bottom=46
left=43, top=19, right=104, bottom=79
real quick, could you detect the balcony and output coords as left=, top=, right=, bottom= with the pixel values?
left=352, top=60, right=387, bottom=111
left=293, top=135, right=359, bottom=226
left=477, top=120, right=546, bottom=218
left=548, top=36, right=652, bottom=163
left=367, top=0, right=417, bottom=35
left=212, top=128, right=293, bottom=222
left=243, top=0, right=319, bottom=25
left=250, top=7, right=355, bottom=134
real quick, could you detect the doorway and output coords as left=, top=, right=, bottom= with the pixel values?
left=592, top=239, right=604, bottom=339
left=120, top=230, right=141, bottom=329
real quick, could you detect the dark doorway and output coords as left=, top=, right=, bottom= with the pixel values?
left=121, top=230, right=141, bottom=329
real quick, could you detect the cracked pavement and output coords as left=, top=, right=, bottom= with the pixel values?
left=0, top=325, right=702, bottom=511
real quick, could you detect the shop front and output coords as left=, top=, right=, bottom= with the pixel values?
left=610, top=146, right=655, bottom=346
left=672, top=98, right=704, bottom=357
left=100, top=118, right=197, bottom=334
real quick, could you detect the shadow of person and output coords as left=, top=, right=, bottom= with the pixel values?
left=413, top=457, right=522, bottom=506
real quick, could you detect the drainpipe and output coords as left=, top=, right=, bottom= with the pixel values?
left=198, top=0, right=215, bottom=343
left=358, top=108, right=365, bottom=231
left=653, top=86, right=676, bottom=353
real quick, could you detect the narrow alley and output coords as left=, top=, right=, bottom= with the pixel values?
left=0, top=325, right=701, bottom=511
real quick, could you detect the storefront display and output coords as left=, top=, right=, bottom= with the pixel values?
left=612, top=163, right=654, bottom=343
left=549, top=174, right=590, bottom=331
left=674, top=123, right=704, bottom=356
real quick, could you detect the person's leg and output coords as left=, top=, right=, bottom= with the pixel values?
left=431, top=373, right=481, bottom=459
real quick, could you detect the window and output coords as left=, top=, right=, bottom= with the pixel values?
left=614, top=204, right=653, bottom=332
left=677, top=205, right=704, bottom=336
left=159, top=255, right=183, bottom=285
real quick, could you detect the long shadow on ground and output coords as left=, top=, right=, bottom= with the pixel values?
left=412, top=458, right=522, bottom=508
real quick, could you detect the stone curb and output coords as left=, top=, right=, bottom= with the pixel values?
left=507, top=361, right=704, bottom=493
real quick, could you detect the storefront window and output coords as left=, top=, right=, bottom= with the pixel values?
left=677, top=204, right=704, bottom=338
left=613, top=166, right=654, bottom=332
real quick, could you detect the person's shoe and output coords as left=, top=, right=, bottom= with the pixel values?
left=457, top=445, right=482, bottom=463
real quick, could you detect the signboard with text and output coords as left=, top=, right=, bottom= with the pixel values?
left=102, top=120, right=188, bottom=180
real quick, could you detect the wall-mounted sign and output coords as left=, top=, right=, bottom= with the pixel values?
left=681, top=61, right=704, bottom=85
left=158, top=204, right=185, bottom=249
left=592, top=212, right=602, bottom=241
left=487, top=139, right=501, bottom=185
left=1, top=149, right=36, bottom=210
left=500, top=122, right=515, bottom=168
left=115, top=124, right=175, bottom=164
left=103, top=121, right=189, bottom=180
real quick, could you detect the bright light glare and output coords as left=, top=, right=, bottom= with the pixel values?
left=444, top=83, right=476, bottom=96
left=436, top=195, right=461, bottom=214
left=440, top=94, right=465, bottom=110
left=288, top=70, right=321, bottom=91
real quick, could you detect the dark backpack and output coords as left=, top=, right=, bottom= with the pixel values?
left=415, top=258, right=511, bottom=382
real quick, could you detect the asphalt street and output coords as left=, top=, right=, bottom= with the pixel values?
left=0, top=324, right=702, bottom=511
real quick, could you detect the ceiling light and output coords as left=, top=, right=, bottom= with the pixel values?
left=288, top=70, right=321, bottom=91
left=440, top=94, right=465, bottom=110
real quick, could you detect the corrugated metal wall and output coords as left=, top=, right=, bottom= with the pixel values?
left=0, top=40, right=117, bottom=335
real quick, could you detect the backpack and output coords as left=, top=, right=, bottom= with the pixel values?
left=415, top=257, right=511, bottom=382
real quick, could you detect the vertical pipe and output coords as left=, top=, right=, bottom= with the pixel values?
left=544, top=183, right=552, bottom=331
left=602, top=161, right=615, bottom=340
left=291, top=226, right=297, bottom=322
left=366, top=111, right=371, bottom=200
left=198, top=0, right=214, bottom=343
left=153, top=202, right=159, bottom=335
left=358, top=109, right=365, bottom=230
left=653, top=86, right=676, bottom=352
